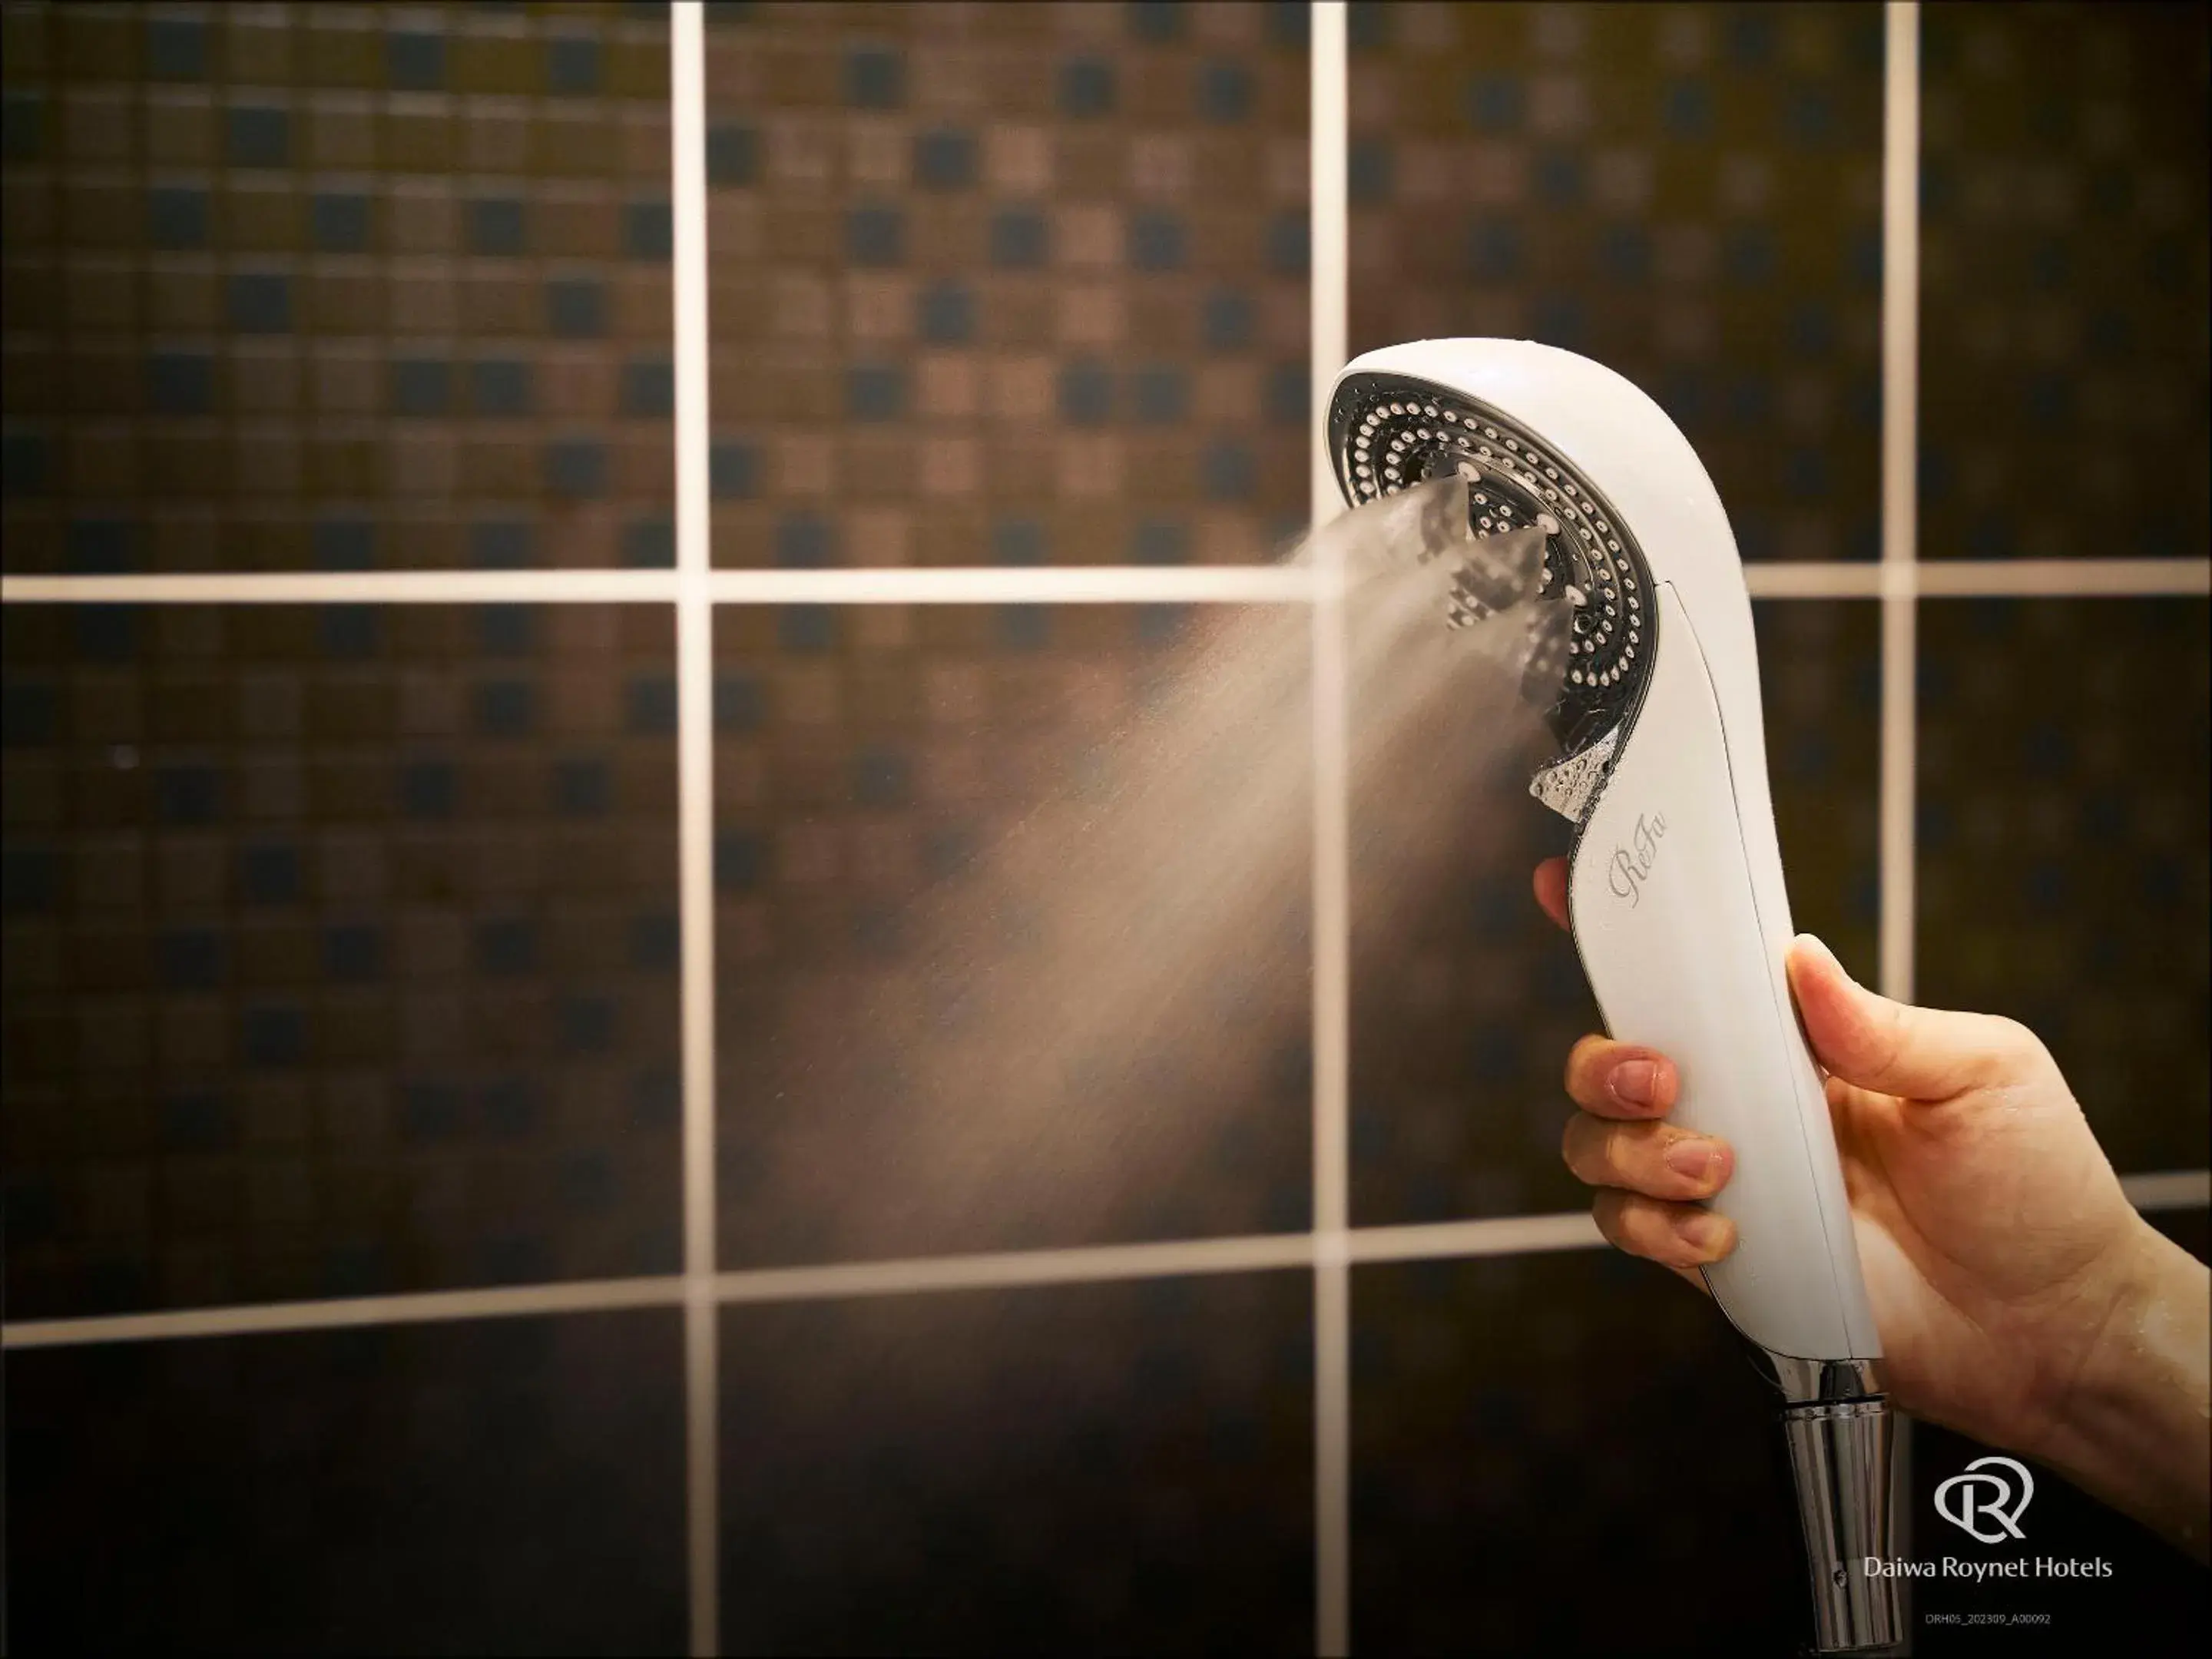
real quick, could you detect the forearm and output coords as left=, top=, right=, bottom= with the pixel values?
left=2038, top=1224, right=2212, bottom=1561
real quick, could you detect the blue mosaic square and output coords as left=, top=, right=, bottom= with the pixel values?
left=846, top=206, right=904, bottom=267
left=1129, top=1, right=1184, bottom=41
left=1, top=430, right=46, bottom=497
left=1197, top=61, right=1253, bottom=122
left=148, top=187, right=210, bottom=250
left=627, top=674, right=677, bottom=733
left=1129, top=211, right=1186, bottom=270
left=547, top=276, right=608, bottom=337
left=311, top=191, right=373, bottom=252
left=845, top=45, right=904, bottom=108
left=992, top=519, right=1046, bottom=565
left=545, top=439, right=608, bottom=498
left=1058, top=362, right=1113, bottom=424
left=715, top=830, right=764, bottom=890
left=227, top=273, right=292, bottom=334
left=774, top=516, right=833, bottom=568
left=148, top=351, right=214, bottom=416
left=846, top=364, right=907, bottom=422
left=226, top=105, right=290, bottom=167
left=1202, top=290, right=1253, bottom=349
left=472, top=359, right=533, bottom=416
left=471, top=520, right=534, bottom=568
left=622, top=359, right=674, bottom=418
left=548, top=36, right=604, bottom=95
left=146, top=18, right=209, bottom=80
left=1059, top=58, right=1115, bottom=118
left=624, top=200, right=674, bottom=260
left=707, top=123, right=758, bottom=186
left=1132, top=365, right=1187, bottom=424
left=387, top=29, right=446, bottom=91
left=392, top=357, right=453, bottom=417
left=1465, top=74, right=1522, bottom=131
left=554, top=759, right=611, bottom=817
left=1132, top=521, right=1187, bottom=565
left=240, top=843, right=302, bottom=905
left=710, top=441, right=757, bottom=498
left=989, top=208, right=1047, bottom=268
left=914, top=129, right=975, bottom=190
left=0, top=92, right=40, bottom=163
left=65, top=520, right=134, bottom=575
left=474, top=680, right=538, bottom=736
left=313, top=518, right=376, bottom=571
left=469, top=197, right=527, bottom=256
left=917, top=281, right=973, bottom=343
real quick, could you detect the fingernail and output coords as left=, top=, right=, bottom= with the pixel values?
left=1664, top=1137, right=1716, bottom=1181
left=1609, top=1059, right=1659, bottom=1108
left=1680, top=1212, right=1727, bottom=1254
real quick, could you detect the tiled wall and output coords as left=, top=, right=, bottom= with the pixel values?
left=0, top=1, right=677, bottom=572
left=4, top=4, right=2207, bottom=1656
left=701, top=2, right=1312, bottom=568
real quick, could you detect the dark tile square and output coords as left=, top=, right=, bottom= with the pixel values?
left=1920, top=5, right=2209, bottom=562
left=714, top=604, right=1313, bottom=1266
left=7, top=1311, right=686, bottom=1654
left=720, top=1273, right=1313, bottom=1654
left=1917, top=598, right=2210, bottom=1174
left=0, top=604, right=683, bottom=1320
left=1348, top=2, right=1884, bottom=563
left=1353, top=1250, right=1806, bottom=1652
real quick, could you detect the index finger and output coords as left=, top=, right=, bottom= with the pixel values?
left=1565, top=1033, right=1680, bottom=1120
left=1532, top=856, right=1569, bottom=930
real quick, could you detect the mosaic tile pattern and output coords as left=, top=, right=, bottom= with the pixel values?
left=1920, top=4, right=2210, bottom=562
left=1349, top=600, right=1879, bottom=1226
left=1352, top=1251, right=1804, bottom=1652
left=1918, top=598, right=2210, bottom=1174
left=8, top=1310, right=687, bottom=1654
left=702, top=2, right=1311, bottom=567
left=720, top=1273, right=1313, bottom=1654
left=714, top=601, right=1314, bottom=1266
left=0, top=603, right=683, bottom=1318
left=1345, top=2, right=1885, bottom=563
left=0, top=2, right=675, bottom=572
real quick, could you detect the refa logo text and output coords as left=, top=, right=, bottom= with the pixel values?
left=1935, top=1455, right=2036, bottom=1544
left=1606, top=812, right=1667, bottom=907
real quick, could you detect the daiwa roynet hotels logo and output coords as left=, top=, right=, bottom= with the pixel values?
left=1866, top=1454, right=2114, bottom=1583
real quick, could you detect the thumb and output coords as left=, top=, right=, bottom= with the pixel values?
left=1787, top=934, right=2036, bottom=1102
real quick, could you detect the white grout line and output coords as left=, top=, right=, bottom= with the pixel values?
left=709, top=566, right=1316, bottom=604
left=1743, top=561, right=2212, bottom=600
left=1880, top=7, right=1922, bottom=1624
left=713, top=1233, right=1320, bottom=1303
left=0, top=570, right=684, bottom=604
left=8, top=1171, right=2204, bottom=1353
left=1309, top=4, right=1348, bottom=534
left=1307, top=8, right=1351, bottom=1654
left=0, top=1276, right=689, bottom=1350
left=1879, top=0, right=1922, bottom=1014
left=2120, top=1170, right=2212, bottom=1212
left=1345, top=1212, right=1604, bottom=1263
left=1910, top=558, right=2212, bottom=598
left=6, top=560, right=2202, bottom=610
left=670, top=7, right=718, bottom=1654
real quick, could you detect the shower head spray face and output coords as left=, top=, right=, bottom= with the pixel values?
left=1330, top=372, right=1652, bottom=767
left=1330, top=339, right=1899, bottom=1655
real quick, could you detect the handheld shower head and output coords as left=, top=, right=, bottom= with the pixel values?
left=1330, top=339, right=1900, bottom=1654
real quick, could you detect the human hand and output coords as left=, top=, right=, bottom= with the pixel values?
left=1533, top=856, right=2211, bottom=1558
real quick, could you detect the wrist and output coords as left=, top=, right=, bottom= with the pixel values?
left=2036, top=1220, right=2212, bottom=1560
